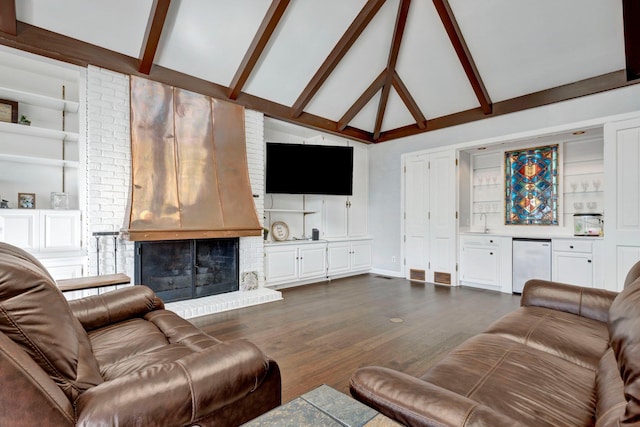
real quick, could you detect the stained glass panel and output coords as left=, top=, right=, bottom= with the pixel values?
left=505, top=145, right=558, bottom=225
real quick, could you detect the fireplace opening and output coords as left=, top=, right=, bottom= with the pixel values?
left=135, top=238, right=239, bottom=303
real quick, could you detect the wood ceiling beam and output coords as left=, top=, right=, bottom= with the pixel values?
left=290, top=0, right=386, bottom=118
left=374, top=0, right=411, bottom=140
left=338, top=70, right=386, bottom=131
left=138, top=0, right=171, bottom=74
left=1, top=21, right=638, bottom=145
left=377, top=70, right=639, bottom=142
left=392, top=71, right=426, bottom=129
left=623, top=0, right=640, bottom=81
left=0, top=0, right=16, bottom=36
left=433, top=0, right=491, bottom=114
left=228, top=0, right=290, bottom=100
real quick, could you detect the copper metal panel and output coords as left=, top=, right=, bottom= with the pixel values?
left=126, top=76, right=261, bottom=241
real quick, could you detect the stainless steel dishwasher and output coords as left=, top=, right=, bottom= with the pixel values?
left=512, top=238, right=552, bottom=294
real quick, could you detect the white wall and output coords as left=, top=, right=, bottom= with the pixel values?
left=370, top=84, right=640, bottom=274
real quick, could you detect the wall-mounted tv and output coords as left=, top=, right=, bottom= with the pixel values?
left=265, top=142, right=353, bottom=195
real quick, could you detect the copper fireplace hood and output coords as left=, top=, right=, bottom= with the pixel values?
left=123, top=76, right=261, bottom=241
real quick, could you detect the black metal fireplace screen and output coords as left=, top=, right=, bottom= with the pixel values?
left=135, top=238, right=239, bottom=303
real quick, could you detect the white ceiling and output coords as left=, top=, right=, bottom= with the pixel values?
left=12, top=0, right=630, bottom=142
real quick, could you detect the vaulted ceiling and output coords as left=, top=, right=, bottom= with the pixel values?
left=0, top=0, right=638, bottom=144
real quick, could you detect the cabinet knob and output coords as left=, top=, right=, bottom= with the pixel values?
left=489, top=240, right=494, bottom=243
left=587, top=259, right=592, bottom=263
left=569, top=245, right=574, bottom=249
left=489, top=252, right=493, bottom=255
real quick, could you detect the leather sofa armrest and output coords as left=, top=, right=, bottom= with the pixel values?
left=75, top=339, right=270, bottom=426
left=350, top=367, right=527, bottom=427
left=521, top=279, right=617, bottom=323
left=68, top=285, right=164, bottom=331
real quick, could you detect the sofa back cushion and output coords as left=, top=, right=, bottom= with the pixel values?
left=609, top=278, right=640, bottom=424
left=0, top=243, right=103, bottom=401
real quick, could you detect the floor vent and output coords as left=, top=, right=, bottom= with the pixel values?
left=375, top=275, right=393, bottom=280
left=409, top=269, right=426, bottom=281
left=434, top=272, right=451, bottom=285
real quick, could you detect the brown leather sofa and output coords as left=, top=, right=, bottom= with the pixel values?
left=0, top=242, right=281, bottom=426
left=350, top=265, right=640, bottom=426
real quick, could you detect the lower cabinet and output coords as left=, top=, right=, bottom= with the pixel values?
left=0, top=209, right=85, bottom=280
left=552, top=238, right=602, bottom=287
left=327, top=239, right=372, bottom=277
left=459, top=235, right=511, bottom=292
left=265, top=238, right=372, bottom=287
left=265, top=242, right=327, bottom=287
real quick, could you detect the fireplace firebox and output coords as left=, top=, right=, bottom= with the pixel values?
left=135, top=238, right=239, bottom=303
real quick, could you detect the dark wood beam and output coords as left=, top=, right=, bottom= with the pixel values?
left=392, top=71, right=426, bottom=129
left=377, top=70, right=639, bottom=142
left=0, top=0, right=16, bottom=36
left=623, top=0, right=640, bottom=81
left=228, top=0, right=290, bottom=100
left=138, top=0, right=171, bottom=74
left=1, top=21, right=637, bottom=145
left=290, top=0, right=386, bottom=118
left=433, top=0, right=491, bottom=114
left=338, top=70, right=386, bottom=131
left=374, top=0, right=411, bottom=140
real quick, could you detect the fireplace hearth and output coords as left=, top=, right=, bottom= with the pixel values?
left=135, top=238, right=239, bottom=303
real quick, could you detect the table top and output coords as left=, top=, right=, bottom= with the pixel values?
left=243, top=384, right=400, bottom=427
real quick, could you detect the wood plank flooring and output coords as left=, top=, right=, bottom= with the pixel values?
left=191, top=274, right=521, bottom=403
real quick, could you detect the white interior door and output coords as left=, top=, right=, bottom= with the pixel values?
left=404, top=155, right=429, bottom=278
left=428, top=150, right=455, bottom=284
left=604, top=116, right=640, bottom=290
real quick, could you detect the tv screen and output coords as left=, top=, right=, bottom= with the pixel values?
left=265, top=142, right=353, bottom=195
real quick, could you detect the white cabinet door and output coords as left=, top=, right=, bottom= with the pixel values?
left=298, top=244, right=327, bottom=279
left=327, top=241, right=351, bottom=275
left=265, top=245, right=298, bottom=284
left=348, top=144, right=368, bottom=237
left=351, top=241, right=372, bottom=271
left=460, top=246, right=499, bottom=286
left=404, top=154, right=429, bottom=277
left=0, top=211, right=39, bottom=251
left=41, top=211, right=81, bottom=251
left=553, top=252, right=593, bottom=287
left=323, top=196, right=348, bottom=238
left=604, top=116, right=640, bottom=290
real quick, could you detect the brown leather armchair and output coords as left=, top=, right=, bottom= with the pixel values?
left=0, top=242, right=281, bottom=426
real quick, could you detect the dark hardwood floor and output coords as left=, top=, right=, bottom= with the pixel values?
left=191, top=274, right=521, bottom=403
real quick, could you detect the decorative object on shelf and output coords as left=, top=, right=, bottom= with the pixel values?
left=271, top=221, right=289, bottom=241
left=18, top=192, right=36, bottom=209
left=50, top=192, right=68, bottom=210
left=18, top=115, right=31, bottom=126
left=263, top=227, right=269, bottom=241
left=0, top=199, right=8, bottom=209
left=505, top=144, right=558, bottom=225
left=0, top=98, right=18, bottom=123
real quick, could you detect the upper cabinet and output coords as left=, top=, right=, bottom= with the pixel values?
left=0, top=48, right=83, bottom=211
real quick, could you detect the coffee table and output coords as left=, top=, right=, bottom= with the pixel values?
left=243, top=384, right=400, bottom=426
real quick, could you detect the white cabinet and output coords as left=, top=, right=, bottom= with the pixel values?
left=460, top=235, right=502, bottom=291
left=265, top=242, right=327, bottom=286
left=327, top=239, right=372, bottom=276
left=552, top=239, right=597, bottom=287
left=322, top=144, right=368, bottom=238
left=403, top=149, right=456, bottom=284
left=0, top=209, right=84, bottom=279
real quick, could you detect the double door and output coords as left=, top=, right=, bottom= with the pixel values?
left=403, top=150, right=456, bottom=284
left=265, top=242, right=327, bottom=286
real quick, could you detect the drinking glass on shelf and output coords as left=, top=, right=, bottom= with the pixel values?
left=570, top=181, right=578, bottom=193
left=574, top=202, right=583, bottom=211
left=587, top=202, right=597, bottom=211
left=581, top=181, right=589, bottom=192
left=593, top=179, right=601, bottom=192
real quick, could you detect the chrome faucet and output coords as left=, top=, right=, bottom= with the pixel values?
left=479, top=213, right=488, bottom=234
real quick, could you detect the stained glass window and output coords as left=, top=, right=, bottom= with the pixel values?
left=505, top=145, right=558, bottom=225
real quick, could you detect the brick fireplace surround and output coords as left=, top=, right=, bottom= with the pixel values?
left=83, top=66, right=281, bottom=318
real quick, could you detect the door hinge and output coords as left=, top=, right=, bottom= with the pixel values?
left=428, top=261, right=431, bottom=269
left=456, top=211, right=458, bottom=219
left=404, top=165, right=406, bottom=173
left=428, top=212, right=431, bottom=220
left=403, top=235, right=406, bottom=242
left=456, top=263, right=458, bottom=272
left=404, top=258, right=406, bottom=266
left=455, top=158, right=458, bottom=166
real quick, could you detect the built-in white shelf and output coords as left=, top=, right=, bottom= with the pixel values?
left=0, top=153, right=79, bottom=168
left=0, top=86, right=79, bottom=113
left=264, top=209, right=318, bottom=214
left=0, top=121, right=79, bottom=142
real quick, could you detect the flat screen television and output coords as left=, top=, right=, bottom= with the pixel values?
left=265, top=142, right=353, bottom=195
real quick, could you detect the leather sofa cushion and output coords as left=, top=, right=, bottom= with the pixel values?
left=421, top=333, right=597, bottom=427
left=485, top=305, right=609, bottom=369
left=0, top=243, right=103, bottom=401
left=595, top=348, right=626, bottom=427
left=608, top=278, right=640, bottom=424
